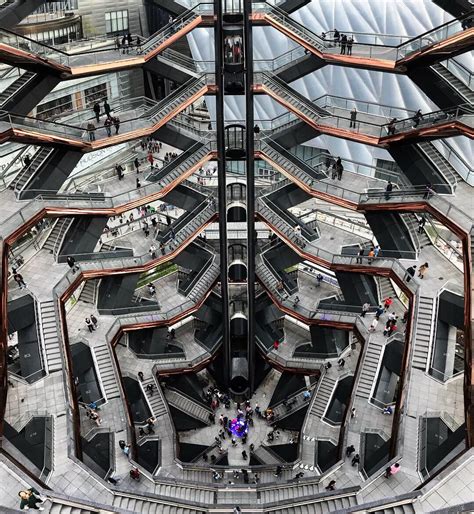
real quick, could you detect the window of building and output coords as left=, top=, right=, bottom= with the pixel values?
left=105, top=10, right=129, bottom=35
left=36, top=95, right=73, bottom=120
left=84, top=84, right=108, bottom=107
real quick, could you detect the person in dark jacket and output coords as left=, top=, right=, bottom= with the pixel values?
left=103, top=99, right=111, bottom=117
left=93, top=102, right=101, bottom=122
left=18, top=487, right=44, bottom=510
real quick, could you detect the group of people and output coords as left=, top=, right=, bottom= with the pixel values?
left=115, top=32, right=142, bottom=54
left=87, top=99, right=120, bottom=141
left=324, top=156, right=344, bottom=180
left=84, top=314, right=98, bottom=333
left=330, top=29, right=355, bottom=55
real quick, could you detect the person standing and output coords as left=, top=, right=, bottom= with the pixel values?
left=385, top=463, right=401, bottom=478
left=346, top=444, right=355, bottom=456
left=369, top=317, right=378, bottom=332
left=406, top=265, right=416, bottom=282
left=113, top=116, right=120, bottom=135
left=385, top=181, right=393, bottom=200
left=418, top=215, right=426, bottom=234
left=325, top=480, right=336, bottom=491
left=136, top=177, right=141, bottom=189
left=338, top=358, right=345, bottom=368
left=356, top=247, right=364, bottom=264
left=104, top=118, right=112, bottom=137
left=87, top=122, right=96, bottom=142
left=273, top=340, right=280, bottom=351
left=13, top=272, right=26, bottom=289
left=67, top=255, right=79, bottom=273
left=103, top=99, right=111, bottom=118
left=93, top=102, right=101, bottom=122
left=373, top=245, right=381, bottom=258
left=85, top=318, right=95, bottom=332
left=351, top=454, right=360, bottom=466
left=90, top=314, right=98, bottom=328
left=423, top=183, right=433, bottom=200
left=418, top=262, right=429, bottom=279
left=350, top=108, right=357, bottom=128
left=383, top=297, right=393, bottom=311
left=347, top=36, right=354, bottom=55
left=387, top=117, right=397, bottom=135
left=149, top=244, right=157, bottom=259
left=134, top=157, right=140, bottom=173
left=340, top=34, right=347, bottom=54
left=412, top=109, right=423, bottom=128
left=147, top=152, right=154, bottom=169
left=18, top=488, right=45, bottom=511
left=367, top=247, right=375, bottom=264
left=361, top=302, right=370, bottom=317
left=293, top=224, right=302, bottom=244
left=337, top=161, right=344, bottom=180
left=375, top=305, right=384, bottom=320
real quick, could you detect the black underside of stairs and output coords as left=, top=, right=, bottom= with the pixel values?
left=269, top=372, right=307, bottom=407
left=166, top=374, right=208, bottom=406
left=19, top=149, right=83, bottom=200
left=317, top=440, right=339, bottom=472
left=294, top=326, right=349, bottom=358
left=71, top=342, right=102, bottom=404
left=335, top=271, right=379, bottom=306
left=123, top=376, right=152, bottom=423
left=272, top=119, right=321, bottom=149
left=388, top=143, right=452, bottom=194
left=129, top=327, right=185, bottom=358
left=1, top=74, right=60, bottom=114
left=276, top=53, right=326, bottom=84
left=179, top=442, right=210, bottom=463
left=365, top=211, right=417, bottom=259
left=97, top=274, right=142, bottom=312
left=266, top=443, right=299, bottom=463
left=136, top=440, right=161, bottom=474
left=81, top=432, right=112, bottom=479
left=432, top=0, right=472, bottom=17
left=408, top=66, right=469, bottom=109
left=274, top=404, right=309, bottom=431
left=278, top=0, right=311, bottom=13
left=169, top=405, right=207, bottom=431
left=59, top=216, right=108, bottom=259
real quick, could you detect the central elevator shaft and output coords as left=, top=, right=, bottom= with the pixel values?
left=215, top=0, right=256, bottom=398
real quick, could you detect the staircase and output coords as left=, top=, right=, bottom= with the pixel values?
left=272, top=391, right=310, bottom=422
left=39, top=300, right=62, bottom=372
left=0, top=70, right=36, bottom=108
left=78, top=280, right=97, bottom=305
left=377, top=277, right=397, bottom=304
left=401, top=214, right=431, bottom=250
left=311, top=374, right=337, bottom=419
left=257, top=198, right=298, bottom=245
left=165, top=388, right=212, bottom=424
left=12, top=147, right=54, bottom=193
left=92, top=341, right=120, bottom=400
left=114, top=495, right=208, bottom=513
left=273, top=494, right=357, bottom=513
left=187, top=259, right=219, bottom=303
left=417, top=141, right=458, bottom=190
left=432, top=63, right=474, bottom=104
left=142, top=376, right=167, bottom=419
left=146, top=142, right=208, bottom=188
left=42, top=218, right=72, bottom=256
left=253, top=445, right=281, bottom=465
left=261, top=5, right=327, bottom=53
left=260, top=139, right=324, bottom=187
left=412, top=296, right=435, bottom=370
left=48, top=501, right=100, bottom=513
left=356, top=339, right=384, bottom=399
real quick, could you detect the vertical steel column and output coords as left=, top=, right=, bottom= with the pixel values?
left=215, top=0, right=231, bottom=388
left=243, top=0, right=256, bottom=394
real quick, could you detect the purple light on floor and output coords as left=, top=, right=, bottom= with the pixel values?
left=229, top=418, right=249, bottom=438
